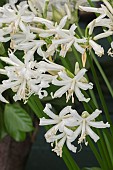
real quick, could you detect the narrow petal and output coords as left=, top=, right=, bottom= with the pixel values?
left=77, top=82, right=93, bottom=90
left=43, top=103, right=59, bottom=120
left=88, top=121, right=110, bottom=128
left=75, top=86, right=90, bottom=102
left=70, top=109, right=83, bottom=121
left=39, top=117, right=59, bottom=126
left=59, top=106, right=72, bottom=117
left=53, top=84, right=71, bottom=98
left=52, top=79, right=70, bottom=86
left=86, top=125, right=99, bottom=142
left=74, top=42, right=85, bottom=54
left=58, top=15, right=68, bottom=29
left=75, top=68, right=87, bottom=81
left=86, top=109, right=102, bottom=121
left=66, top=140, right=77, bottom=153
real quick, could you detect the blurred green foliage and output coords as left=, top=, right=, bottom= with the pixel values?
left=0, top=0, right=6, bottom=6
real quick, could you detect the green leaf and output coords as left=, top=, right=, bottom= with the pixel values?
left=0, top=108, right=7, bottom=139
left=82, top=168, right=101, bottom=170
left=0, top=43, right=6, bottom=55
left=4, top=103, right=33, bottom=141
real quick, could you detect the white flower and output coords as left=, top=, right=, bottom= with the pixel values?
left=0, top=1, right=34, bottom=32
left=89, top=40, right=104, bottom=57
left=0, top=25, right=12, bottom=42
left=28, top=0, right=73, bottom=20
left=0, top=50, right=37, bottom=102
left=49, top=24, right=86, bottom=57
left=52, top=62, right=93, bottom=103
left=40, top=104, right=77, bottom=156
left=36, top=59, right=64, bottom=74
left=68, top=109, right=110, bottom=145
left=79, top=1, right=113, bottom=37
left=38, top=15, right=68, bottom=38
left=13, top=39, right=46, bottom=54
left=40, top=104, right=110, bottom=156
left=10, top=26, right=36, bottom=49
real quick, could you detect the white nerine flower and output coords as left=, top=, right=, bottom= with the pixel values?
left=89, top=40, right=104, bottom=57
left=40, top=104, right=77, bottom=156
left=28, top=0, right=73, bottom=20
left=52, top=62, right=93, bottom=103
left=79, top=1, right=113, bottom=37
left=68, top=109, right=110, bottom=145
left=10, top=26, right=37, bottom=49
left=0, top=50, right=37, bottom=102
left=49, top=24, right=86, bottom=57
left=38, top=15, right=68, bottom=38
left=0, top=1, right=34, bottom=33
left=40, top=104, right=110, bottom=156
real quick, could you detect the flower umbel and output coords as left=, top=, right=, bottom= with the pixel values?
left=40, top=104, right=110, bottom=156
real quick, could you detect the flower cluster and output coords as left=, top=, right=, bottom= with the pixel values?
left=0, top=0, right=111, bottom=157
left=40, top=104, right=110, bottom=157
left=80, top=0, right=113, bottom=56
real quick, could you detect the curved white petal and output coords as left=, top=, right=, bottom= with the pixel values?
left=75, top=68, right=87, bottom=81
left=77, top=82, right=93, bottom=90
left=86, top=125, right=99, bottom=142
left=53, top=84, right=71, bottom=98
left=66, top=140, right=77, bottom=153
left=43, top=103, right=59, bottom=120
left=59, top=106, right=72, bottom=117
left=88, top=121, right=110, bottom=128
left=40, top=117, right=59, bottom=125
left=86, top=109, right=102, bottom=121
left=75, top=86, right=90, bottom=102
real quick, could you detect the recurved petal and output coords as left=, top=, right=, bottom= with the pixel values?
left=77, top=82, right=93, bottom=90
left=39, top=117, right=59, bottom=125
left=59, top=106, right=72, bottom=117
left=75, top=68, right=87, bottom=81
left=86, top=109, right=102, bottom=121
left=52, top=78, right=69, bottom=86
left=66, top=140, right=77, bottom=153
left=43, top=103, right=59, bottom=120
left=74, top=42, right=85, bottom=54
left=88, top=121, right=110, bottom=128
left=53, top=84, right=71, bottom=98
left=75, top=86, right=90, bottom=102
left=86, top=125, right=100, bottom=142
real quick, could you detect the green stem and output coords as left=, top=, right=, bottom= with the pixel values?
left=87, top=52, right=113, bottom=134
left=91, top=52, right=113, bottom=98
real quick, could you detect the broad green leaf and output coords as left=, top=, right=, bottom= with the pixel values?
left=4, top=103, right=33, bottom=141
